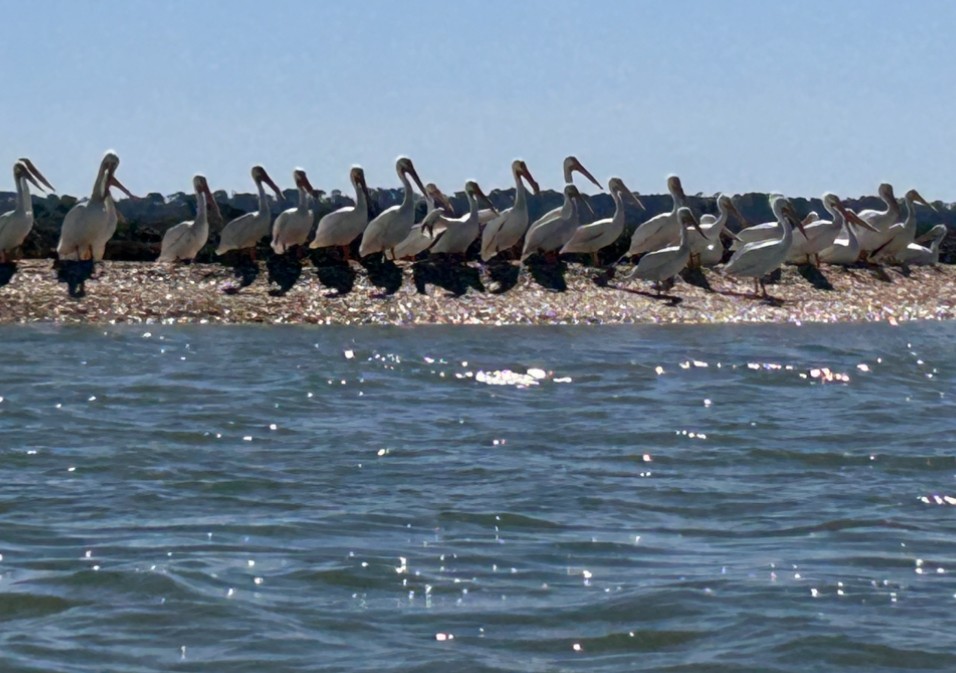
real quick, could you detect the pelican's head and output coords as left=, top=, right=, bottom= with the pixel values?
left=293, top=168, right=316, bottom=196
left=905, top=188, right=935, bottom=211
left=563, top=155, right=603, bottom=191
left=666, top=175, right=685, bottom=200
left=13, top=161, right=45, bottom=193
left=564, top=183, right=595, bottom=217
left=101, top=150, right=120, bottom=170
left=609, top=177, right=644, bottom=209
left=15, top=158, right=54, bottom=192
left=878, top=182, right=896, bottom=201
left=251, top=165, right=284, bottom=200
left=395, top=156, right=428, bottom=198
left=350, top=166, right=370, bottom=202
left=677, top=206, right=706, bottom=238
left=425, top=182, right=455, bottom=215
left=513, top=159, right=540, bottom=195
left=100, top=151, right=134, bottom=200
left=466, top=180, right=498, bottom=216
left=717, top=194, right=747, bottom=227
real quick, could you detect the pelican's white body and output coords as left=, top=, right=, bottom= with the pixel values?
left=272, top=185, right=313, bottom=254
left=159, top=188, right=211, bottom=262
left=522, top=191, right=581, bottom=260
left=628, top=178, right=687, bottom=255
left=724, top=200, right=795, bottom=281
left=0, top=174, right=36, bottom=255
left=430, top=189, right=482, bottom=255
left=481, top=172, right=533, bottom=261
left=627, top=219, right=695, bottom=284
left=899, top=225, right=947, bottom=266
left=560, top=185, right=627, bottom=255
left=311, top=172, right=369, bottom=249
left=217, top=181, right=274, bottom=254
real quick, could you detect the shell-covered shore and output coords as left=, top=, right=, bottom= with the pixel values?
left=0, top=259, right=953, bottom=326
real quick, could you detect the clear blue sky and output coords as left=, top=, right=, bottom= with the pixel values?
left=4, top=0, right=955, bottom=200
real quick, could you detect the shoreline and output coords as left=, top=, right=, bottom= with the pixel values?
left=0, top=259, right=953, bottom=326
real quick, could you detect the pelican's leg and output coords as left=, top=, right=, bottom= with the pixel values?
left=590, top=251, right=599, bottom=268
left=753, top=277, right=760, bottom=297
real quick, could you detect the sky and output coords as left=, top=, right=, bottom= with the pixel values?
left=3, top=0, right=955, bottom=200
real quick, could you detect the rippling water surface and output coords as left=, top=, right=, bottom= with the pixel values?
left=1, top=321, right=955, bottom=672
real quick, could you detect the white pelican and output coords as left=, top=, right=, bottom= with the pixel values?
left=272, top=168, right=317, bottom=254
left=869, top=189, right=933, bottom=263
left=787, top=193, right=875, bottom=266
left=215, top=165, right=283, bottom=257
left=688, top=194, right=746, bottom=267
left=521, top=184, right=590, bottom=261
left=0, top=159, right=54, bottom=262
left=560, top=177, right=644, bottom=265
left=480, top=160, right=540, bottom=261
left=723, top=197, right=806, bottom=297
left=624, top=207, right=705, bottom=295
left=358, top=156, right=428, bottom=258
left=732, top=194, right=798, bottom=247
left=158, top=175, right=221, bottom=262
left=817, top=209, right=872, bottom=266
left=310, top=166, right=371, bottom=257
left=386, top=183, right=456, bottom=261
left=627, top=175, right=689, bottom=256
left=427, top=180, right=497, bottom=256
left=898, top=224, right=948, bottom=266
left=855, top=182, right=901, bottom=253
left=532, top=156, right=603, bottom=229
left=57, top=151, right=133, bottom=261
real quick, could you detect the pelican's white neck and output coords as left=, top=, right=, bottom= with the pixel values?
left=195, top=186, right=208, bottom=224
left=255, top=178, right=270, bottom=214
left=297, top=183, right=310, bottom=212
left=15, top=175, right=31, bottom=215
left=353, top=176, right=367, bottom=212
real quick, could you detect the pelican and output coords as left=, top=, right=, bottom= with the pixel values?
left=215, top=165, right=283, bottom=257
left=386, top=183, right=456, bottom=261
left=869, top=189, right=934, bottom=263
left=787, top=193, right=875, bottom=266
left=521, top=184, right=590, bottom=261
left=57, top=151, right=133, bottom=261
left=723, top=196, right=806, bottom=297
left=427, top=180, right=497, bottom=256
left=358, top=156, right=428, bottom=258
left=624, top=207, right=706, bottom=295
left=855, top=183, right=901, bottom=253
left=627, top=175, right=689, bottom=256
left=480, top=160, right=540, bottom=261
left=560, top=177, right=644, bottom=265
left=688, top=194, right=746, bottom=267
left=732, top=194, right=799, bottom=247
left=158, top=175, right=221, bottom=262
left=898, top=224, right=948, bottom=266
left=532, top=156, right=603, bottom=229
left=0, top=159, right=54, bottom=263
left=310, top=166, right=371, bottom=257
left=817, top=209, right=873, bottom=266
left=272, top=168, right=317, bottom=254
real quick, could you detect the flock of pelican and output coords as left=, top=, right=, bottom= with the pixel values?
left=0, top=152, right=949, bottom=299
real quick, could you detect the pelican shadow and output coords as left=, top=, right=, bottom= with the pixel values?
left=485, top=259, right=521, bottom=294
left=793, top=263, right=833, bottom=290
left=610, top=282, right=684, bottom=307
left=54, top=258, right=95, bottom=298
left=359, top=254, right=403, bottom=296
left=266, top=248, right=304, bottom=296
left=412, top=258, right=485, bottom=297
left=309, top=248, right=357, bottom=296
left=523, top=254, right=568, bottom=292
left=0, top=261, right=17, bottom=288
left=219, top=251, right=260, bottom=294
left=679, top=266, right=712, bottom=292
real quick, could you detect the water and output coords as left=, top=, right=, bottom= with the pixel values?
left=1, top=321, right=955, bottom=672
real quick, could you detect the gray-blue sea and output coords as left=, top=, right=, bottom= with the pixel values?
left=1, top=321, right=955, bottom=673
